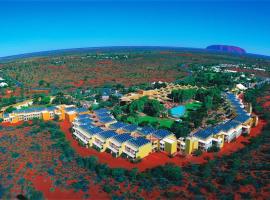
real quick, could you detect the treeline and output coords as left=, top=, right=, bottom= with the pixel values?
left=244, top=85, right=270, bottom=120
left=178, top=69, right=241, bottom=90
left=120, top=96, right=166, bottom=117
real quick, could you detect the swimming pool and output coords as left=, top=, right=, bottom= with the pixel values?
left=170, top=105, right=186, bottom=118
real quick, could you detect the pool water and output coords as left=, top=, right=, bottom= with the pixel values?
left=170, top=105, right=186, bottom=118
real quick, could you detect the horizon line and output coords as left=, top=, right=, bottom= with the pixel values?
left=1, top=45, right=269, bottom=61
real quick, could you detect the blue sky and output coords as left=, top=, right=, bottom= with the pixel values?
left=0, top=0, right=270, bottom=57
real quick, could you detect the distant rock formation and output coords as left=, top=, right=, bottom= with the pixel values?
left=206, top=45, right=246, bottom=54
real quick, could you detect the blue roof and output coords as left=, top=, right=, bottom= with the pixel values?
left=112, top=133, right=133, bottom=144
left=76, top=107, right=89, bottom=113
left=76, top=118, right=93, bottom=125
left=3, top=113, right=9, bottom=118
left=76, top=114, right=91, bottom=120
left=122, top=124, right=138, bottom=132
left=46, top=106, right=57, bottom=111
left=193, top=128, right=213, bottom=139
left=80, top=126, right=104, bottom=135
left=77, top=125, right=94, bottom=135
left=153, top=129, right=172, bottom=139
left=109, top=122, right=129, bottom=130
left=220, top=120, right=241, bottom=132
left=233, top=114, right=251, bottom=123
left=13, top=106, right=56, bottom=114
left=212, top=125, right=224, bottom=135
left=128, top=137, right=151, bottom=148
left=99, top=117, right=115, bottom=123
left=97, top=130, right=118, bottom=140
left=65, top=107, right=76, bottom=112
left=95, top=108, right=110, bottom=114
left=96, top=112, right=112, bottom=118
left=101, top=88, right=112, bottom=96
left=138, top=126, right=157, bottom=136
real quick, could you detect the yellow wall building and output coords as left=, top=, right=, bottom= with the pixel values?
left=185, top=137, right=199, bottom=155
left=92, top=130, right=118, bottom=152
left=123, top=136, right=152, bottom=160
left=107, top=133, right=133, bottom=157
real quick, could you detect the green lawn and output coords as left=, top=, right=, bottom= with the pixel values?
left=127, top=115, right=174, bottom=129
left=185, top=101, right=202, bottom=110
left=183, top=101, right=202, bottom=118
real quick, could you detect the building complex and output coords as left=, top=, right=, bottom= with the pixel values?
left=1, top=89, right=258, bottom=161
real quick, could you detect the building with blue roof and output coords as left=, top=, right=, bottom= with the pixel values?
left=109, top=121, right=129, bottom=130
left=152, top=129, right=173, bottom=140
left=137, top=126, right=157, bottom=136
left=72, top=118, right=93, bottom=128
left=92, top=130, right=118, bottom=152
left=123, top=136, right=152, bottom=159
left=98, top=116, right=116, bottom=125
left=108, top=133, right=133, bottom=157
left=3, top=106, right=61, bottom=123
left=76, top=107, right=89, bottom=113
left=72, top=124, right=102, bottom=146
left=96, top=112, right=112, bottom=118
left=75, top=114, right=91, bottom=120
left=94, top=108, right=110, bottom=114
left=121, top=124, right=139, bottom=133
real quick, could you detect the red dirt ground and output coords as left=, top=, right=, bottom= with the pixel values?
left=59, top=118, right=266, bottom=171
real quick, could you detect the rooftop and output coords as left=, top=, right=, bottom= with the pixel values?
left=111, top=133, right=133, bottom=144
left=98, top=116, right=116, bottom=124
left=97, top=130, right=118, bottom=140
left=127, top=136, right=151, bottom=148
left=109, top=121, right=129, bottom=130
left=153, top=129, right=172, bottom=139
left=122, top=124, right=139, bottom=132
left=137, top=126, right=157, bottom=136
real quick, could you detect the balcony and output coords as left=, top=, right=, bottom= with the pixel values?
left=93, top=141, right=103, bottom=149
left=108, top=145, right=119, bottom=154
left=123, top=149, right=136, bottom=158
left=73, top=132, right=88, bottom=145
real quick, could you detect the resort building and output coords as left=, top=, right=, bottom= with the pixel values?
left=185, top=92, right=257, bottom=154
left=123, top=137, right=152, bottom=160
left=92, top=108, right=117, bottom=127
left=109, top=121, right=129, bottom=131
left=121, top=84, right=199, bottom=103
left=3, top=106, right=63, bottom=123
left=108, top=133, right=133, bottom=157
left=2, top=105, right=90, bottom=124
left=65, top=107, right=90, bottom=122
left=120, top=124, right=139, bottom=135
left=72, top=124, right=95, bottom=146
left=72, top=114, right=92, bottom=128
left=147, top=129, right=177, bottom=155
left=92, top=130, right=118, bottom=152
left=135, top=126, right=157, bottom=138
left=184, top=137, right=198, bottom=155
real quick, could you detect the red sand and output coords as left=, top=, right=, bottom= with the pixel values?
left=263, top=101, right=270, bottom=108
left=70, top=80, right=85, bottom=87
left=25, top=169, right=85, bottom=200
left=59, top=118, right=266, bottom=171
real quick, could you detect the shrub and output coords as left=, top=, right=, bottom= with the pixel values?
left=193, top=149, right=203, bottom=156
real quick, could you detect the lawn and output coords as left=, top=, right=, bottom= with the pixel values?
left=185, top=101, right=202, bottom=110
left=127, top=115, right=174, bottom=128
left=183, top=101, right=202, bottom=117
